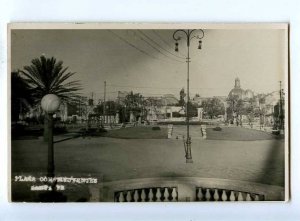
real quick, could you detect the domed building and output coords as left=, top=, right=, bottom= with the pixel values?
left=228, top=77, right=254, bottom=100
left=226, top=77, right=282, bottom=130
left=226, top=77, right=256, bottom=125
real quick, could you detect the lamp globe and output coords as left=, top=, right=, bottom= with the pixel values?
left=41, top=94, right=61, bottom=113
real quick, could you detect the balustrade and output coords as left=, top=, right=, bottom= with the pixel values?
left=196, top=187, right=264, bottom=201
left=100, top=177, right=283, bottom=202
left=115, top=187, right=178, bottom=202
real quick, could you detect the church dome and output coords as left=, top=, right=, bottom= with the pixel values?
left=229, top=88, right=244, bottom=99
left=228, top=77, right=244, bottom=99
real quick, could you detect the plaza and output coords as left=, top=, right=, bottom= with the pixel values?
left=11, top=125, right=285, bottom=202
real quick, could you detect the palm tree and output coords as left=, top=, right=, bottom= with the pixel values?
left=19, top=55, right=81, bottom=140
left=11, top=70, right=33, bottom=122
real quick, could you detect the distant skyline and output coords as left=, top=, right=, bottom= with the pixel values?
left=11, top=28, right=287, bottom=101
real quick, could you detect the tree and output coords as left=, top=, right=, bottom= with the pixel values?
left=122, top=92, right=144, bottom=121
left=202, top=98, right=225, bottom=119
left=258, top=96, right=266, bottom=127
left=178, top=88, right=186, bottom=107
left=187, top=102, right=198, bottom=118
left=19, top=55, right=81, bottom=140
left=244, top=98, right=256, bottom=127
left=227, top=95, right=245, bottom=125
left=94, top=101, right=119, bottom=116
left=124, top=92, right=143, bottom=111
left=273, top=100, right=284, bottom=130
left=11, top=71, right=33, bottom=122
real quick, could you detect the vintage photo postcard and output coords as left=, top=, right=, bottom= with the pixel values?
left=8, top=23, right=289, bottom=202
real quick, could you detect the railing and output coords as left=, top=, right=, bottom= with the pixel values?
left=97, top=177, right=284, bottom=202
left=115, top=187, right=178, bottom=202
left=196, top=187, right=264, bottom=201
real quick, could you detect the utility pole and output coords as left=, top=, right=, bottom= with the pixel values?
left=103, top=81, right=106, bottom=124
left=279, top=81, right=283, bottom=131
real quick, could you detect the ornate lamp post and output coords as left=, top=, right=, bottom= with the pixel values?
left=173, top=29, right=204, bottom=163
left=41, top=94, right=61, bottom=177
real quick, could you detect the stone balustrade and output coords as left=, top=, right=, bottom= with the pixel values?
left=97, top=177, right=284, bottom=202
left=115, top=187, right=178, bottom=202
left=196, top=187, right=264, bottom=201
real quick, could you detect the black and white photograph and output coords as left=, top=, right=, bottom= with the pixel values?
left=9, top=24, right=289, bottom=202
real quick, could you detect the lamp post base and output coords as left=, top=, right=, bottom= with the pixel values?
left=47, top=171, right=55, bottom=178
left=185, top=137, right=193, bottom=163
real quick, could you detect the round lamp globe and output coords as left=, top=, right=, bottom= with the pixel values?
left=41, top=94, right=61, bottom=113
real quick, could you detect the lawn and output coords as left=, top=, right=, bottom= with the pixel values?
left=102, top=126, right=168, bottom=139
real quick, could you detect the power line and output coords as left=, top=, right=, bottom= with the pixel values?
left=132, top=30, right=184, bottom=63
left=152, top=30, right=186, bottom=57
left=107, top=83, right=182, bottom=90
left=138, top=30, right=186, bottom=60
left=107, top=83, right=230, bottom=90
left=92, top=91, right=118, bottom=94
left=108, top=30, right=161, bottom=61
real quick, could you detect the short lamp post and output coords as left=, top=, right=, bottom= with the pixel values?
left=173, top=29, right=204, bottom=163
left=41, top=94, right=61, bottom=177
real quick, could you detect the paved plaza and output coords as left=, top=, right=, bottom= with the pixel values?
left=12, top=125, right=285, bottom=187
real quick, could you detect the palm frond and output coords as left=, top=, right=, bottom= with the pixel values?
left=19, top=55, right=81, bottom=105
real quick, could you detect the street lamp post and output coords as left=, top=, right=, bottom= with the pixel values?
left=41, top=94, right=61, bottom=177
left=173, top=29, right=204, bottom=163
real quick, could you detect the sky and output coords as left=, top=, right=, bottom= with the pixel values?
left=11, top=28, right=287, bottom=101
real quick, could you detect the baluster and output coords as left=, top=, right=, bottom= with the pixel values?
left=254, top=195, right=260, bottom=201
left=246, top=193, right=252, bottom=201
left=229, top=191, right=236, bottom=201
left=164, top=188, right=169, bottom=202
left=213, top=189, right=219, bottom=201
left=237, top=192, right=244, bottom=201
left=221, top=190, right=227, bottom=201
left=156, top=188, right=162, bottom=202
left=197, top=188, right=203, bottom=201
left=149, top=188, right=154, bottom=202
left=172, top=188, right=177, bottom=202
left=119, top=192, right=125, bottom=202
left=141, top=189, right=146, bottom=202
left=133, top=190, right=139, bottom=202
left=126, top=190, right=132, bottom=202
left=205, top=188, right=211, bottom=201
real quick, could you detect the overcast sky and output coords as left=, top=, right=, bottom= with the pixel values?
left=11, top=28, right=287, bottom=101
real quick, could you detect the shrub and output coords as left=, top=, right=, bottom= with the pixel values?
left=53, top=126, right=67, bottom=135
left=11, top=124, right=26, bottom=138
left=213, top=127, right=222, bottom=131
left=80, top=128, right=107, bottom=137
left=272, top=130, right=280, bottom=135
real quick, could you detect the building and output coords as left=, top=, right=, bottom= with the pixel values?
left=228, top=77, right=255, bottom=100
left=160, top=94, right=179, bottom=106
left=226, top=77, right=283, bottom=130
